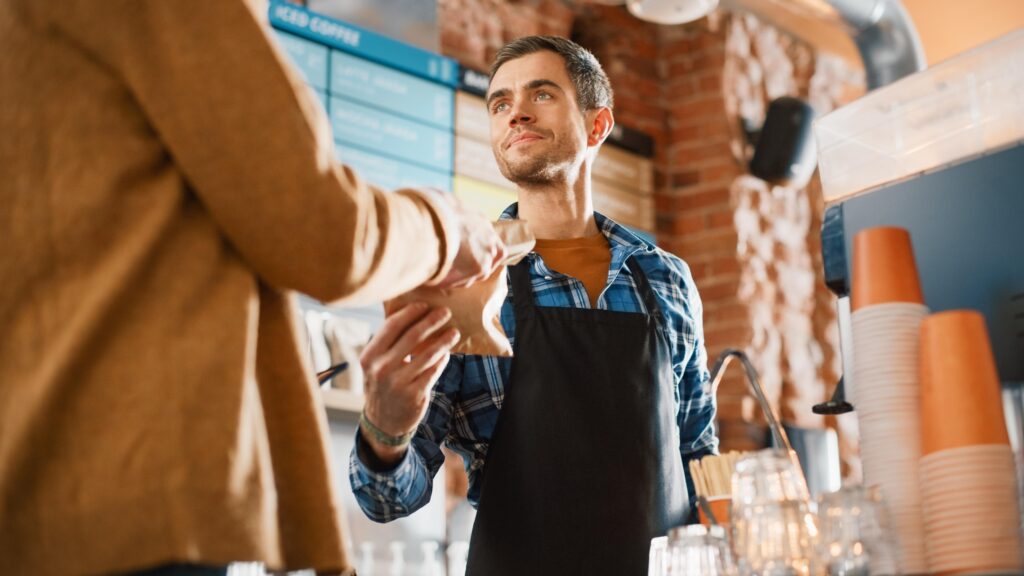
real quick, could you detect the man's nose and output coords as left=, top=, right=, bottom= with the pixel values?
left=508, top=102, right=534, bottom=127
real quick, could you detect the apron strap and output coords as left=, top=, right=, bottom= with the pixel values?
left=625, top=256, right=663, bottom=327
left=509, top=259, right=535, bottom=319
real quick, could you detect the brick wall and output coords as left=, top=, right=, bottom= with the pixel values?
left=435, top=1, right=864, bottom=457
left=437, top=0, right=575, bottom=71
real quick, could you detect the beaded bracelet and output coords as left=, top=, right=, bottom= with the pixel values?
left=359, top=411, right=416, bottom=447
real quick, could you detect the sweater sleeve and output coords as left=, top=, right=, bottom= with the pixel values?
left=37, top=0, right=458, bottom=305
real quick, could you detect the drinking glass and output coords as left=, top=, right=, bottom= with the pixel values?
left=650, top=536, right=669, bottom=576
left=815, top=485, right=899, bottom=576
left=667, top=524, right=738, bottom=575
left=731, top=449, right=819, bottom=576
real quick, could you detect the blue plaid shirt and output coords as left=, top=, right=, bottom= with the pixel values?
left=351, top=205, right=718, bottom=522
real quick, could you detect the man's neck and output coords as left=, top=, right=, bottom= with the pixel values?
left=516, top=167, right=599, bottom=240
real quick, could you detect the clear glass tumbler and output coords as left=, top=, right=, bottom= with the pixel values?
left=731, top=449, right=819, bottom=576
left=667, top=524, right=738, bottom=576
left=815, top=485, right=899, bottom=576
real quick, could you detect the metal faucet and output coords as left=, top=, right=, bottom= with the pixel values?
left=709, top=348, right=811, bottom=497
left=708, top=348, right=794, bottom=455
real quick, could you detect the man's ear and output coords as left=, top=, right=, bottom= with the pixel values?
left=586, top=107, right=615, bottom=148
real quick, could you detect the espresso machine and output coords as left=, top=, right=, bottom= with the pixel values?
left=811, top=30, right=1024, bottom=423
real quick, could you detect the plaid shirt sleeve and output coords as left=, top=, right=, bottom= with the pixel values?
left=657, top=253, right=719, bottom=501
left=348, top=356, right=462, bottom=522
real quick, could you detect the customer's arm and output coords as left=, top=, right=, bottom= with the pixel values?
left=37, top=0, right=492, bottom=303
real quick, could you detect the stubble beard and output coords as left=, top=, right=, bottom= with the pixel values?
left=496, top=137, right=576, bottom=188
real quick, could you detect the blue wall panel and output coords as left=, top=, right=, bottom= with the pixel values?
left=269, top=1, right=458, bottom=87
left=331, top=50, right=453, bottom=130
left=274, top=30, right=329, bottom=90
left=330, top=96, right=453, bottom=173
left=337, top=144, right=452, bottom=192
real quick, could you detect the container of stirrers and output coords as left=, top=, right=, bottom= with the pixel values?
left=690, top=451, right=745, bottom=527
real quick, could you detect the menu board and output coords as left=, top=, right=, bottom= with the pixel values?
left=453, top=175, right=517, bottom=221
left=270, top=1, right=461, bottom=366
left=270, top=1, right=455, bottom=193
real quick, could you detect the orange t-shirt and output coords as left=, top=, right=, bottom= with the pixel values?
left=533, top=233, right=612, bottom=307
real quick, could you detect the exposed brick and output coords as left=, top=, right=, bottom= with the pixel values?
left=707, top=208, right=735, bottom=230
left=615, top=94, right=665, bottom=123
left=586, top=4, right=645, bottom=30
left=668, top=57, right=698, bottom=77
left=663, top=213, right=705, bottom=236
left=499, top=4, right=541, bottom=40
left=694, top=31, right=726, bottom=51
left=698, top=273, right=741, bottom=297
left=673, top=188, right=731, bottom=212
left=705, top=301, right=748, bottom=325
left=716, top=395, right=758, bottom=423
left=709, top=255, right=741, bottom=276
left=693, top=49, right=726, bottom=71
left=716, top=371, right=752, bottom=398
left=716, top=420, right=770, bottom=452
left=669, top=120, right=732, bottom=143
left=538, top=0, right=574, bottom=33
left=701, top=162, right=742, bottom=182
left=676, top=231, right=739, bottom=259
left=663, top=77, right=698, bottom=102
left=669, top=95, right=726, bottom=118
left=662, top=37, right=696, bottom=56
left=705, top=324, right=751, bottom=348
left=697, top=71, right=724, bottom=92
left=631, top=77, right=661, bottom=100
left=655, top=193, right=685, bottom=213
left=670, top=170, right=701, bottom=188
left=669, top=141, right=733, bottom=168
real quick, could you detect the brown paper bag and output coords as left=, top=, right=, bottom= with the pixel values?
left=384, top=220, right=535, bottom=357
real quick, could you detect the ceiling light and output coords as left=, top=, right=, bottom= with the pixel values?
left=626, top=0, right=719, bottom=24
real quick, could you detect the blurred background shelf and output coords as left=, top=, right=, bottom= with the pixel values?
left=322, top=388, right=364, bottom=418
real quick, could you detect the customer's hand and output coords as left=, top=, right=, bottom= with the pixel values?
left=359, top=302, right=459, bottom=465
left=436, top=201, right=505, bottom=289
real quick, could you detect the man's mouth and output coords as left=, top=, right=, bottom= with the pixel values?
left=506, top=131, right=544, bottom=149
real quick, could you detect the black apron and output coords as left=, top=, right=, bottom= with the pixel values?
left=466, top=256, right=689, bottom=576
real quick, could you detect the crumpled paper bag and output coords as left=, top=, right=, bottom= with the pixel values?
left=384, top=220, right=535, bottom=357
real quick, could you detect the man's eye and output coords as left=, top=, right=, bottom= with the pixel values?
left=492, top=102, right=510, bottom=114
left=535, top=92, right=552, bottom=101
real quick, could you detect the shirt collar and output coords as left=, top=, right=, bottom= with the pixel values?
left=498, top=202, right=653, bottom=276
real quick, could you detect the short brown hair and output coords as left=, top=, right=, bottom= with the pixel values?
left=490, top=36, right=614, bottom=112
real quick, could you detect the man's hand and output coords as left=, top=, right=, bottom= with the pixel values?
left=436, top=201, right=506, bottom=289
left=359, top=303, right=459, bottom=466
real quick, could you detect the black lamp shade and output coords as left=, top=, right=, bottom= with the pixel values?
left=749, top=96, right=817, bottom=188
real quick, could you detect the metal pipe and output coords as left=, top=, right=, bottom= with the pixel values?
left=708, top=348, right=794, bottom=454
left=825, top=0, right=926, bottom=89
left=710, top=348, right=814, bottom=498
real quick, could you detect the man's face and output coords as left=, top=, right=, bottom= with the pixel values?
left=486, top=51, right=592, bottom=186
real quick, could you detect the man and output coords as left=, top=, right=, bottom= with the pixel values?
left=0, top=2, right=503, bottom=576
left=351, top=36, right=717, bottom=575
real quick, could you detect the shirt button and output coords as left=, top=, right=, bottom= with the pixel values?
left=544, top=275, right=552, bottom=281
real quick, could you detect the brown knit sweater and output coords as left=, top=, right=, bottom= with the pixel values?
left=0, top=1, right=459, bottom=574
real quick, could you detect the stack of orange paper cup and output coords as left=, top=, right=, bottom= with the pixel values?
left=850, top=227, right=928, bottom=573
left=919, top=311, right=1023, bottom=574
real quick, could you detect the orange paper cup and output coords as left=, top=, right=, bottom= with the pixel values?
left=920, top=310, right=1010, bottom=455
left=851, top=227, right=925, bottom=311
left=698, top=496, right=731, bottom=527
